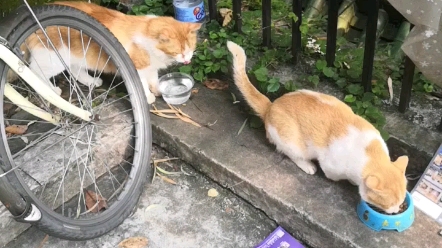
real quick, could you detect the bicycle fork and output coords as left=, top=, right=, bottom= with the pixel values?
left=0, top=165, right=41, bottom=223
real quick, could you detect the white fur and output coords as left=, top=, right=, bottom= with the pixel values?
left=28, top=47, right=103, bottom=96
left=132, top=36, right=195, bottom=103
left=267, top=124, right=386, bottom=187
left=27, top=32, right=196, bottom=105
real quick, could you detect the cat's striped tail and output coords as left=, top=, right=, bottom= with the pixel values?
left=227, top=41, right=271, bottom=119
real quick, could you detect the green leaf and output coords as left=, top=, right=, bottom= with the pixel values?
left=221, top=65, right=228, bottom=73
left=380, top=129, right=390, bottom=141
left=322, top=67, right=335, bottom=78
left=364, top=106, right=382, bottom=120
left=300, top=25, right=309, bottom=35
left=308, top=75, right=320, bottom=87
left=288, top=12, right=299, bottom=22
left=344, top=94, right=356, bottom=103
left=179, top=65, right=192, bottom=74
left=249, top=115, right=264, bottom=129
left=212, top=63, right=221, bottom=72
left=333, top=61, right=342, bottom=68
left=194, top=71, right=204, bottom=82
left=335, top=78, right=347, bottom=88
left=213, top=49, right=224, bottom=58
left=424, top=83, right=434, bottom=93
left=347, top=69, right=361, bottom=79
left=267, top=82, right=280, bottom=93
left=284, top=80, right=297, bottom=91
left=315, top=60, right=327, bottom=71
left=198, top=55, right=206, bottom=60
left=269, top=78, right=279, bottom=84
left=254, top=67, right=268, bottom=82
left=204, top=66, right=212, bottom=74
left=361, top=92, right=374, bottom=102
left=347, top=84, right=363, bottom=95
left=132, top=5, right=140, bottom=13
left=138, top=5, right=149, bottom=13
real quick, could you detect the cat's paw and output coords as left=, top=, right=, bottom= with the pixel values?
left=93, top=78, right=103, bottom=88
left=53, top=86, right=62, bottom=96
left=295, top=160, right=317, bottom=175
left=146, top=92, right=156, bottom=104
left=150, top=84, right=161, bottom=96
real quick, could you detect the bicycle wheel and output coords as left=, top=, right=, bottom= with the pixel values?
left=0, top=4, right=152, bottom=240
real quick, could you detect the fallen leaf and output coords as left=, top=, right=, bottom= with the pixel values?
left=27, top=120, right=36, bottom=127
left=20, top=136, right=29, bottom=144
left=150, top=104, right=201, bottom=127
left=37, top=235, right=49, bottom=248
left=84, top=190, right=108, bottom=213
left=191, top=88, right=199, bottom=94
left=208, top=188, right=219, bottom=197
left=118, top=236, right=148, bottom=248
left=176, top=108, right=191, bottom=119
left=144, top=204, right=160, bottom=213
left=425, top=95, right=440, bottom=101
left=152, top=158, right=179, bottom=165
left=219, top=8, right=233, bottom=27
left=150, top=109, right=178, bottom=114
left=387, top=76, right=393, bottom=103
left=150, top=110, right=179, bottom=119
left=237, top=118, right=248, bottom=136
left=5, top=125, right=28, bottom=135
left=156, top=173, right=177, bottom=185
left=203, top=78, right=229, bottom=90
left=175, top=113, right=201, bottom=127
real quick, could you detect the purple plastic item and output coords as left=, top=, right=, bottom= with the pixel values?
left=255, top=226, right=305, bottom=248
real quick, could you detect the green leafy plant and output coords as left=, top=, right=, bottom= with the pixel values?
left=131, top=0, right=173, bottom=16
left=127, top=0, right=434, bottom=140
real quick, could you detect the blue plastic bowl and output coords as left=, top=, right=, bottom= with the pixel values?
left=356, top=191, right=415, bottom=232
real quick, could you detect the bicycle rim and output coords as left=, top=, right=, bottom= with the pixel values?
left=0, top=5, right=152, bottom=239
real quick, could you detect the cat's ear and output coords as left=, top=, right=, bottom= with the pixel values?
left=393, top=155, right=408, bottom=173
left=188, top=23, right=202, bottom=33
left=365, top=175, right=380, bottom=191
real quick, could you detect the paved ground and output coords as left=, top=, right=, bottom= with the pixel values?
left=4, top=145, right=283, bottom=248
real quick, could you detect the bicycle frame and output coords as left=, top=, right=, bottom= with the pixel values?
left=0, top=40, right=93, bottom=124
left=0, top=0, right=96, bottom=222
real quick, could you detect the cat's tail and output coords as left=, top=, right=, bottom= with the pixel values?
left=227, top=41, right=271, bottom=119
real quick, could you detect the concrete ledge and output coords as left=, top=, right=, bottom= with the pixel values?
left=151, top=86, right=442, bottom=248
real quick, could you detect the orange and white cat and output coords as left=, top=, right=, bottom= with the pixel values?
left=227, top=41, right=409, bottom=213
left=20, top=1, right=201, bottom=104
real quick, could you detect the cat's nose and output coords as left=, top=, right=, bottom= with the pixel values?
left=183, top=60, right=190, bottom=64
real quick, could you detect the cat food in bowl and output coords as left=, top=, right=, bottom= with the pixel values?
left=158, top=72, right=195, bottom=105
left=356, top=191, right=414, bottom=232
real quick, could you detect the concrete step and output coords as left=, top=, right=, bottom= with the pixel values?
left=150, top=86, right=442, bottom=248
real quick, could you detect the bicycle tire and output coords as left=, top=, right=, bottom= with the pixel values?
left=0, top=4, right=152, bottom=240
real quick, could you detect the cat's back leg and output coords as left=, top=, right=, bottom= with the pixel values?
left=28, top=47, right=66, bottom=95
left=266, top=123, right=317, bottom=174
left=137, top=68, right=156, bottom=104
left=70, top=64, right=103, bottom=88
